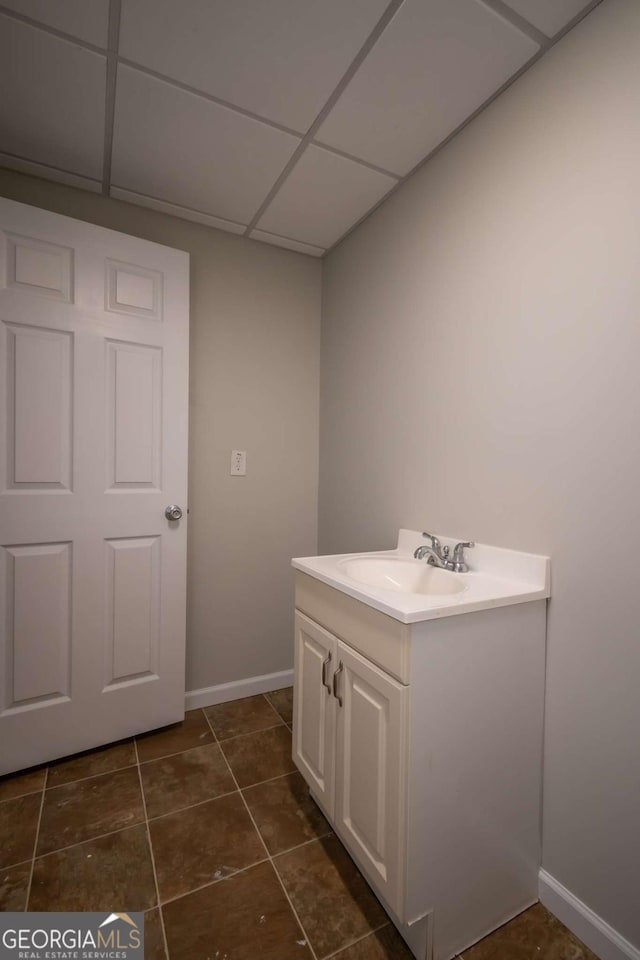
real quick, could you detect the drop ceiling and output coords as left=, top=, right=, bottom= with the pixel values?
left=0, top=0, right=600, bottom=257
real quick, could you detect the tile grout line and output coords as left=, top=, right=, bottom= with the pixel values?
left=323, top=920, right=392, bottom=959
left=19, top=727, right=297, bottom=864
left=1, top=856, right=33, bottom=871
left=138, top=712, right=328, bottom=869
left=144, top=766, right=306, bottom=824
left=11, top=821, right=147, bottom=868
left=264, top=830, right=333, bottom=862
left=260, top=691, right=288, bottom=726
left=43, top=761, right=139, bottom=792
left=0, top=786, right=46, bottom=806
left=146, top=788, right=239, bottom=823
left=213, top=698, right=394, bottom=960
left=140, top=729, right=289, bottom=771
left=214, top=720, right=286, bottom=744
left=7, top=698, right=372, bottom=955
left=201, top=708, right=321, bottom=960
left=4, top=702, right=322, bottom=942
left=137, top=739, right=221, bottom=766
left=159, top=856, right=271, bottom=908
left=24, top=767, right=48, bottom=909
left=133, top=739, right=170, bottom=960
left=239, top=767, right=297, bottom=792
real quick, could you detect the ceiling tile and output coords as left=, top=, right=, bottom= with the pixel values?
left=500, top=0, right=594, bottom=37
left=0, top=152, right=102, bottom=192
left=257, top=145, right=396, bottom=249
left=316, top=0, right=540, bottom=176
left=111, top=66, right=301, bottom=225
left=110, top=187, right=247, bottom=235
left=250, top=231, right=325, bottom=258
left=118, top=0, right=390, bottom=131
left=0, top=16, right=106, bottom=180
left=0, top=0, right=109, bottom=47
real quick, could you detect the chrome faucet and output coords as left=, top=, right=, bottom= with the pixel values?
left=414, top=532, right=475, bottom=573
left=414, top=532, right=449, bottom=566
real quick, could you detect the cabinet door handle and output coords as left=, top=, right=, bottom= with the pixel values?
left=333, top=660, right=344, bottom=707
left=321, top=652, right=332, bottom=693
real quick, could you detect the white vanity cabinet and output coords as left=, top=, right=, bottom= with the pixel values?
left=294, top=610, right=408, bottom=915
left=292, top=563, right=548, bottom=960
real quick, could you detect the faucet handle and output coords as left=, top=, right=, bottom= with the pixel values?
left=451, top=541, right=475, bottom=571
left=422, top=531, right=443, bottom=553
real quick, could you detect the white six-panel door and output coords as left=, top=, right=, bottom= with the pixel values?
left=0, top=198, right=189, bottom=774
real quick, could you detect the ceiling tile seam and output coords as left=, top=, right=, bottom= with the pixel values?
left=111, top=182, right=325, bottom=250
left=476, top=0, right=549, bottom=45
left=0, top=0, right=603, bottom=253
left=323, top=51, right=549, bottom=256
left=0, top=1, right=556, bottom=178
left=101, top=0, right=122, bottom=196
left=109, top=183, right=249, bottom=230
left=308, top=141, right=401, bottom=180
left=0, top=6, right=302, bottom=140
left=115, top=57, right=305, bottom=139
left=109, top=183, right=325, bottom=252
left=544, top=0, right=605, bottom=41
left=241, top=0, right=408, bottom=237
left=0, top=5, right=107, bottom=54
left=247, top=229, right=325, bottom=252
left=0, top=147, right=326, bottom=249
left=323, top=0, right=606, bottom=257
left=0, top=149, right=103, bottom=187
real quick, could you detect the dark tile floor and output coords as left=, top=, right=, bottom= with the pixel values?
left=0, top=687, right=598, bottom=960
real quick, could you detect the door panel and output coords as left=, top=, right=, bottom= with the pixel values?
left=106, top=259, right=162, bottom=320
left=6, top=232, right=74, bottom=302
left=0, top=198, right=189, bottom=774
left=6, top=323, right=73, bottom=490
left=104, top=536, right=160, bottom=686
left=344, top=671, right=387, bottom=857
left=106, top=339, right=162, bottom=489
left=3, top=542, right=71, bottom=710
left=335, top=639, right=408, bottom=917
left=293, top=612, right=336, bottom=816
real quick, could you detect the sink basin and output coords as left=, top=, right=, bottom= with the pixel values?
left=338, top=556, right=466, bottom=596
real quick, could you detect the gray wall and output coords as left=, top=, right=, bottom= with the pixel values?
left=0, top=167, right=321, bottom=693
left=320, top=0, right=639, bottom=947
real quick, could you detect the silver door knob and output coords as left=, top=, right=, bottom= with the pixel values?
left=165, top=504, right=183, bottom=521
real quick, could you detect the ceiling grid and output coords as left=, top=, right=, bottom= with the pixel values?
left=0, top=0, right=603, bottom=256
left=101, top=0, right=122, bottom=195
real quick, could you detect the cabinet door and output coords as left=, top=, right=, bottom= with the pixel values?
left=293, top=612, right=337, bottom=816
left=334, top=639, right=408, bottom=917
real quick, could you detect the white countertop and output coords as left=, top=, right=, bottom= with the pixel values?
left=292, top=529, right=550, bottom=624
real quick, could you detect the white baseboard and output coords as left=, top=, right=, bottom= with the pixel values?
left=185, top=669, right=293, bottom=711
left=539, top=870, right=640, bottom=960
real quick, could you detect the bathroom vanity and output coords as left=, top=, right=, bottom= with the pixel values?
left=291, top=530, right=550, bottom=960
